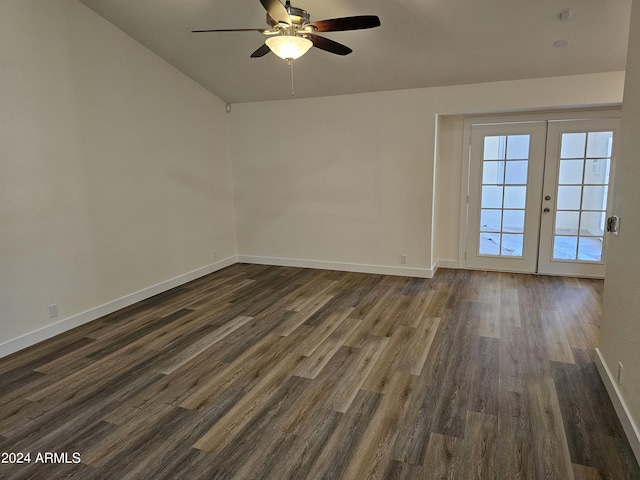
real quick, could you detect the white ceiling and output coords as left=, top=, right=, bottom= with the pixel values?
left=77, top=0, right=632, bottom=104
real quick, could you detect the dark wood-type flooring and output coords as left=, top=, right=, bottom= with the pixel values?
left=1, top=264, right=639, bottom=479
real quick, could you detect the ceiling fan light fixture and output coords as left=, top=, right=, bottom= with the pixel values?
left=265, top=35, right=312, bottom=60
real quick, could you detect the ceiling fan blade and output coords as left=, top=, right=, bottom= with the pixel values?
left=308, top=34, right=352, bottom=56
left=250, top=44, right=271, bottom=58
left=260, top=0, right=291, bottom=25
left=192, top=28, right=267, bottom=33
left=306, top=15, right=380, bottom=32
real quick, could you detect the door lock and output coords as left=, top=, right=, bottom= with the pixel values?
left=545, top=195, right=551, bottom=201
left=543, top=207, right=551, bottom=213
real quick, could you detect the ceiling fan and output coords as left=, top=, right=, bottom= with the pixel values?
left=192, top=0, right=381, bottom=61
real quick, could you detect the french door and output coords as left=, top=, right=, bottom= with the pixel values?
left=464, top=116, right=619, bottom=277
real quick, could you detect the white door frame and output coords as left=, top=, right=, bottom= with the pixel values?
left=459, top=109, right=621, bottom=275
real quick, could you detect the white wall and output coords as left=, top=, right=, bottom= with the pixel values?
left=230, top=92, right=432, bottom=277
left=0, top=0, right=236, bottom=354
left=599, top=0, right=640, bottom=456
left=434, top=115, right=465, bottom=266
left=231, top=73, right=625, bottom=277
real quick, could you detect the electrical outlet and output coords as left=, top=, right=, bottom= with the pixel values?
left=49, top=304, right=58, bottom=318
left=213, top=250, right=218, bottom=261
left=401, top=254, right=407, bottom=265
left=617, top=362, right=624, bottom=385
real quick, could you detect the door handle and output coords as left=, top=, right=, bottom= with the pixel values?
left=543, top=207, right=550, bottom=213
left=607, top=215, right=620, bottom=235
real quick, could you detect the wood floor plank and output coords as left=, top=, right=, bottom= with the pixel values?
left=1, top=265, right=638, bottom=480
left=0, top=328, right=100, bottom=375
left=216, top=307, right=293, bottom=363
left=0, top=357, right=95, bottom=412
left=477, top=301, right=501, bottom=338
left=190, top=352, right=305, bottom=453
left=370, top=295, right=411, bottom=337
left=399, top=288, right=435, bottom=327
left=468, top=335, right=500, bottom=415
left=83, top=402, right=175, bottom=467
left=391, top=302, right=474, bottom=464
left=285, top=277, right=338, bottom=311
left=285, top=336, right=388, bottom=436
left=529, top=376, right=576, bottom=480
left=342, top=372, right=416, bottom=479
left=572, top=463, right=605, bottom=480
left=0, top=399, right=46, bottom=435
left=234, top=410, right=342, bottom=480
left=138, top=305, right=233, bottom=352
left=499, top=325, right=527, bottom=394
left=90, top=407, right=221, bottom=480
left=422, top=282, right=453, bottom=318
left=599, top=434, right=640, bottom=480
left=102, top=357, right=227, bottom=425
left=501, top=288, right=522, bottom=328
left=458, top=411, right=498, bottom=479
left=294, top=317, right=362, bottom=379
left=5, top=370, right=164, bottom=455
left=179, top=332, right=288, bottom=411
left=427, top=305, right=477, bottom=438
left=305, top=389, right=382, bottom=480
left=362, top=326, right=415, bottom=393
left=496, top=387, right=536, bottom=480
left=26, top=343, right=157, bottom=405
left=348, top=284, right=393, bottom=320
left=397, top=316, right=440, bottom=376
left=272, top=294, right=335, bottom=336
left=541, top=309, right=576, bottom=364
left=33, top=308, right=195, bottom=373
left=322, top=335, right=388, bottom=413
left=294, top=306, right=355, bottom=356
left=208, top=428, right=295, bottom=479
left=153, top=314, right=253, bottom=374
left=420, top=433, right=463, bottom=479
left=184, top=277, right=255, bottom=310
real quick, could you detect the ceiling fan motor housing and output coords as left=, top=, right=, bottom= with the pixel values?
left=267, top=5, right=309, bottom=27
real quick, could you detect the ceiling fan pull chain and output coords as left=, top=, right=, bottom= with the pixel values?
left=289, top=58, right=295, bottom=96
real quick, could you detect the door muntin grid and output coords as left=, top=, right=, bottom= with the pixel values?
left=478, top=134, right=530, bottom=257
left=552, top=131, right=613, bottom=262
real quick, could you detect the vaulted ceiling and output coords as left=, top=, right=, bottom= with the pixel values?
left=78, top=0, right=632, bottom=104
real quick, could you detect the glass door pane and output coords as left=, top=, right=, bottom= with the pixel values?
left=478, top=135, right=528, bottom=257
left=552, top=131, right=612, bottom=262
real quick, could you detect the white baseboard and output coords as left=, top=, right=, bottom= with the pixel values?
left=0, top=256, right=236, bottom=359
left=237, top=255, right=433, bottom=279
left=429, top=260, right=460, bottom=277
left=435, top=259, right=460, bottom=269
left=595, top=348, right=640, bottom=462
